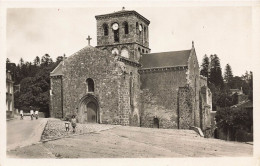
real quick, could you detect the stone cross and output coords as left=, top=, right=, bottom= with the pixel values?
left=86, top=35, right=92, bottom=46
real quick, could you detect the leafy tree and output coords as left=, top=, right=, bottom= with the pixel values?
left=56, top=56, right=64, bottom=64
left=6, top=58, right=10, bottom=63
left=208, top=54, right=224, bottom=88
left=224, top=63, right=233, bottom=86
left=33, top=56, right=41, bottom=66
left=200, top=54, right=209, bottom=78
left=215, top=105, right=252, bottom=141
left=41, top=54, right=53, bottom=66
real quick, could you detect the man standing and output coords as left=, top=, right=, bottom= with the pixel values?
left=35, top=109, right=39, bottom=120
left=20, top=110, right=23, bottom=120
left=30, top=107, right=34, bottom=120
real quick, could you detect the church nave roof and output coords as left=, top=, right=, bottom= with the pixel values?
left=140, top=49, right=191, bottom=69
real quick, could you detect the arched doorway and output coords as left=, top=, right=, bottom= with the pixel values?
left=153, top=118, right=159, bottom=128
left=78, top=95, right=99, bottom=123
left=86, top=102, right=97, bottom=123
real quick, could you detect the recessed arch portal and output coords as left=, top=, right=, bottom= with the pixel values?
left=78, top=94, right=100, bottom=123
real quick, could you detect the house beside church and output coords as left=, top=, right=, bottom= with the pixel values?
left=50, top=8, right=212, bottom=132
left=6, top=71, right=14, bottom=119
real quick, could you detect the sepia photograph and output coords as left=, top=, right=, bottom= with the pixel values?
left=1, top=1, right=260, bottom=165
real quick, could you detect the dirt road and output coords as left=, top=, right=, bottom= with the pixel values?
left=7, top=125, right=252, bottom=158
left=7, top=117, right=47, bottom=151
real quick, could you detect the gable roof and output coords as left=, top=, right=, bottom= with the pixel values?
left=50, top=62, right=63, bottom=76
left=139, top=50, right=191, bottom=69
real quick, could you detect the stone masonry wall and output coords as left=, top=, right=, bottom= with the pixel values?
left=97, top=43, right=150, bottom=62
left=187, top=48, right=200, bottom=127
left=178, top=87, right=193, bottom=129
left=96, top=13, right=149, bottom=48
left=140, top=69, right=188, bottom=129
left=116, top=60, right=141, bottom=126
left=50, top=76, right=63, bottom=118
left=62, top=46, right=123, bottom=124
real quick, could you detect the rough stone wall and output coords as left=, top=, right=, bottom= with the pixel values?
left=199, top=86, right=211, bottom=130
left=199, top=76, right=212, bottom=130
left=140, top=69, right=187, bottom=129
left=187, top=48, right=200, bottom=127
left=199, top=75, right=207, bottom=88
left=50, top=76, right=63, bottom=118
left=116, top=61, right=141, bottom=126
left=62, top=46, right=124, bottom=124
left=97, top=43, right=150, bottom=62
left=96, top=13, right=149, bottom=48
left=178, top=87, right=194, bottom=129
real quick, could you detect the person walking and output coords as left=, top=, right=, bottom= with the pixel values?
left=71, top=115, right=77, bottom=133
left=30, top=108, right=34, bottom=120
left=35, top=109, right=39, bottom=120
left=20, top=110, right=23, bottom=120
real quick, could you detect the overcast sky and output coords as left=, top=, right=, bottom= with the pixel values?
left=6, top=6, right=253, bottom=76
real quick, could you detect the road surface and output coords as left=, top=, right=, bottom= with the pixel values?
left=7, top=123, right=253, bottom=158
left=7, top=116, right=47, bottom=151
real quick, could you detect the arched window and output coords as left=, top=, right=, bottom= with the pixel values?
left=114, top=29, right=119, bottom=42
left=103, top=23, right=109, bottom=36
left=136, top=22, right=139, bottom=34
left=86, top=78, right=94, bottom=92
left=123, top=22, right=129, bottom=34
left=112, top=47, right=119, bottom=55
left=142, top=49, right=144, bottom=53
left=140, top=24, right=143, bottom=43
left=121, top=47, right=129, bottom=58
left=137, top=47, right=141, bottom=60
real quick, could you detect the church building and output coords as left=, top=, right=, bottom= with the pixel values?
left=50, top=8, right=212, bottom=131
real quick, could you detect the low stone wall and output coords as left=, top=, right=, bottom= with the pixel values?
left=41, top=119, right=116, bottom=141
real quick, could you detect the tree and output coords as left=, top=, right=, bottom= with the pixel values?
left=200, top=54, right=209, bottom=78
left=41, top=54, right=53, bottom=66
left=224, top=63, right=233, bottom=86
left=56, top=56, right=64, bottom=64
left=208, top=54, right=224, bottom=88
left=33, top=56, right=41, bottom=66
left=19, top=58, right=24, bottom=66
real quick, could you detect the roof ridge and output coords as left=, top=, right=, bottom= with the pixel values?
left=145, top=49, right=191, bottom=55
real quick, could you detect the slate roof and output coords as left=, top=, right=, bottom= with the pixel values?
left=50, top=62, right=63, bottom=76
left=140, top=50, right=191, bottom=68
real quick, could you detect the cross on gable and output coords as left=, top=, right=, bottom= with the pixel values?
left=86, top=35, right=92, bottom=45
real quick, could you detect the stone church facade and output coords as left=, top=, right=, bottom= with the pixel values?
left=50, top=9, right=212, bottom=131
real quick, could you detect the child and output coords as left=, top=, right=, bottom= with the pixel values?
left=65, top=121, right=70, bottom=132
left=71, top=115, right=77, bottom=133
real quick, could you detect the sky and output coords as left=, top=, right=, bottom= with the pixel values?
left=6, top=6, right=254, bottom=76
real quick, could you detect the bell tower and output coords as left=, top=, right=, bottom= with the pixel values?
left=95, top=8, right=151, bottom=62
